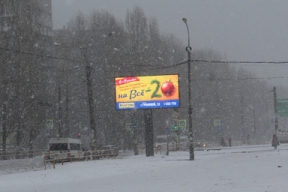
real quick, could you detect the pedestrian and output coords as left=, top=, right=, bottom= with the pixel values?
left=272, top=134, right=279, bottom=149
left=228, top=137, right=232, bottom=147
left=220, top=137, right=226, bottom=147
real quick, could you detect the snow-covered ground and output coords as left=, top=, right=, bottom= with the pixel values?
left=1, top=144, right=288, bottom=192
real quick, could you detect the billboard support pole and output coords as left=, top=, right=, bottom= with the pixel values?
left=144, top=109, right=154, bottom=157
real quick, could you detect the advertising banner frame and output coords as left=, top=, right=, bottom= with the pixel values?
left=115, top=74, right=180, bottom=110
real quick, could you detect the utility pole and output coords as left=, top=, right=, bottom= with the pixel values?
left=82, top=48, right=97, bottom=148
left=2, top=102, right=7, bottom=159
left=183, top=18, right=194, bottom=160
left=253, top=107, right=256, bottom=144
left=273, top=87, right=278, bottom=138
left=240, top=91, right=245, bottom=144
left=57, top=86, right=63, bottom=137
left=64, top=84, right=70, bottom=137
left=265, top=96, right=269, bottom=140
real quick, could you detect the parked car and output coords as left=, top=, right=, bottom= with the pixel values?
left=194, top=140, right=207, bottom=151
left=101, top=145, right=119, bottom=157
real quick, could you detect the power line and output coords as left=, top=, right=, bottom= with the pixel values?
left=192, top=59, right=288, bottom=64
left=0, top=79, right=87, bottom=86
left=3, top=46, right=288, bottom=73
left=117, top=59, right=288, bottom=72
left=3, top=46, right=288, bottom=65
left=2, top=75, right=288, bottom=87
left=191, top=76, right=288, bottom=82
left=0, top=47, right=80, bottom=62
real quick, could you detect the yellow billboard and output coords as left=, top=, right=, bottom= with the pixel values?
left=115, top=75, right=179, bottom=110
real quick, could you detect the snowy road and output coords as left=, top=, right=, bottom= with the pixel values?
left=1, top=144, right=288, bottom=192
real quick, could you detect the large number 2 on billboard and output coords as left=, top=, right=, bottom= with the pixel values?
left=151, top=80, right=162, bottom=99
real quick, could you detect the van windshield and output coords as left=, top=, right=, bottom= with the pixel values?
left=50, top=143, right=68, bottom=151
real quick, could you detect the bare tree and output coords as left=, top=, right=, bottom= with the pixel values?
left=0, top=0, right=52, bottom=151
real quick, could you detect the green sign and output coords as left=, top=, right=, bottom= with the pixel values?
left=277, top=99, right=288, bottom=116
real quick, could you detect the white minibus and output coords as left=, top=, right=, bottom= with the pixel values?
left=47, top=138, right=83, bottom=161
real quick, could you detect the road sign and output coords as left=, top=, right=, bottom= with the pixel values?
left=178, top=119, right=186, bottom=128
left=214, top=119, right=220, bottom=126
left=166, top=128, right=170, bottom=134
left=126, top=123, right=131, bottom=131
left=172, top=111, right=179, bottom=118
left=46, top=119, right=53, bottom=128
left=277, top=99, right=288, bottom=116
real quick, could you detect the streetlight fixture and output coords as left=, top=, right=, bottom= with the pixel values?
left=182, top=18, right=194, bottom=160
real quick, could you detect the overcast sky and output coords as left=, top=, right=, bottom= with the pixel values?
left=52, top=0, right=288, bottom=88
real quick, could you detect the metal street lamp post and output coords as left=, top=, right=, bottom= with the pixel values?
left=182, top=18, right=194, bottom=160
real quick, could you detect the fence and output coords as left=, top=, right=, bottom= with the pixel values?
left=44, top=149, right=118, bottom=170
left=0, top=149, right=46, bottom=160
left=138, top=144, right=190, bottom=155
